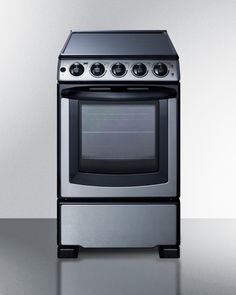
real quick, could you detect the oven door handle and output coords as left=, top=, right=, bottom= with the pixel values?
left=61, top=87, right=177, bottom=101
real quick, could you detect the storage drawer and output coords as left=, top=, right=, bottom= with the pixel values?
left=59, top=203, right=178, bottom=247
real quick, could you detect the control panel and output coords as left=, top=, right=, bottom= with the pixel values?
left=58, top=60, right=180, bottom=81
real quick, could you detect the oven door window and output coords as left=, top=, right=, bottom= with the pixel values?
left=80, top=103, right=157, bottom=173
left=69, top=100, right=168, bottom=186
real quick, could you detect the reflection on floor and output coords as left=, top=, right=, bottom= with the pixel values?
left=59, top=249, right=180, bottom=295
left=0, top=219, right=235, bottom=295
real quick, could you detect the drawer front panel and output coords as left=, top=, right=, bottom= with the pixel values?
left=60, top=203, right=177, bottom=247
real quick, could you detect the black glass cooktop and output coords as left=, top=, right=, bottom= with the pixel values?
left=61, top=31, right=178, bottom=58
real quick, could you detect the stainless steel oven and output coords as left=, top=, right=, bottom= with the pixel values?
left=59, top=84, right=179, bottom=197
left=57, top=30, right=180, bottom=259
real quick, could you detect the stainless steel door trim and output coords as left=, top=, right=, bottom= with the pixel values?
left=60, top=203, right=177, bottom=247
left=60, top=98, right=177, bottom=197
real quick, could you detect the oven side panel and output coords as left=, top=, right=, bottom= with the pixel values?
left=57, top=83, right=61, bottom=198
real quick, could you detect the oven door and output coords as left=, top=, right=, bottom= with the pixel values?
left=60, top=85, right=178, bottom=198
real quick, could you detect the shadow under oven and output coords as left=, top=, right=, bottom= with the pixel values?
left=58, top=83, right=179, bottom=198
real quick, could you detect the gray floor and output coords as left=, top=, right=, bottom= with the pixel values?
left=0, top=219, right=236, bottom=295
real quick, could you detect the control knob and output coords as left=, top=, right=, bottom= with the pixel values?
left=111, top=63, right=126, bottom=77
left=153, top=63, right=168, bottom=77
left=90, top=63, right=105, bottom=77
left=132, top=63, right=147, bottom=77
left=69, top=62, right=84, bottom=76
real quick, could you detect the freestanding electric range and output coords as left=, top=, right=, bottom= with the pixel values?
left=57, top=30, right=180, bottom=259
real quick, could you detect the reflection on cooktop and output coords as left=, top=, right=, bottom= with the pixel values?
left=57, top=248, right=180, bottom=295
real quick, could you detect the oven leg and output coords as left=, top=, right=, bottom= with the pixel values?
left=159, top=245, right=180, bottom=258
left=57, top=246, right=79, bottom=259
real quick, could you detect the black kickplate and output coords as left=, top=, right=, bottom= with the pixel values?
left=159, top=246, right=180, bottom=258
left=57, top=247, right=79, bottom=259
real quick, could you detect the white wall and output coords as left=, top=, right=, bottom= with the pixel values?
left=0, top=0, right=236, bottom=218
